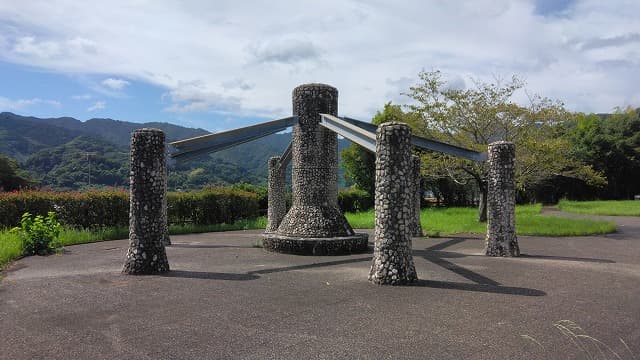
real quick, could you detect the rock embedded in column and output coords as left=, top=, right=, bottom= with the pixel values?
left=369, top=122, right=417, bottom=285
left=123, top=128, right=170, bottom=274
left=484, top=141, right=519, bottom=257
left=266, top=156, right=286, bottom=233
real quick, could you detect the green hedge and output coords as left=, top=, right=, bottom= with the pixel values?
left=0, top=190, right=128, bottom=229
left=0, top=188, right=259, bottom=229
left=168, top=187, right=259, bottom=225
left=338, top=188, right=373, bottom=212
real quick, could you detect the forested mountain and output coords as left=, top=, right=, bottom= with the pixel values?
left=0, top=112, right=349, bottom=191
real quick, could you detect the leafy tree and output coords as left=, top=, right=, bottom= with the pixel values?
left=405, top=70, right=603, bottom=221
left=566, top=108, right=640, bottom=199
left=341, top=103, right=421, bottom=197
left=0, top=154, right=34, bottom=191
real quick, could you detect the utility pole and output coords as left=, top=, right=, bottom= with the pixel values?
left=83, top=152, right=98, bottom=187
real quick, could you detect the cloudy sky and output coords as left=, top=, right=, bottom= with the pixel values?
left=0, top=0, right=638, bottom=131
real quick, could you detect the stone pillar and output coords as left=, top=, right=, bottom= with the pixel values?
left=484, top=141, right=519, bottom=257
left=409, top=155, right=424, bottom=237
left=123, top=128, right=170, bottom=274
left=266, top=156, right=286, bottom=233
left=369, top=122, right=417, bottom=285
left=263, top=84, right=368, bottom=255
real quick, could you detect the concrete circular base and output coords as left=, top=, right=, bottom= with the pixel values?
left=262, top=233, right=369, bottom=256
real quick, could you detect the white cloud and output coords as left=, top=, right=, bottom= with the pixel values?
left=71, top=94, right=92, bottom=100
left=87, top=101, right=105, bottom=112
left=101, top=78, right=130, bottom=90
left=0, top=0, right=638, bottom=121
left=0, top=96, right=60, bottom=111
left=12, top=36, right=60, bottom=58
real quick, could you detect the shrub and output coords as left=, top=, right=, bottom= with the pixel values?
left=0, top=187, right=260, bottom=229
left=11, top=212, right=61, bottom=256
left=168, top=187, right=260, bottom=225
left=338, top=188, right=373, bottom=212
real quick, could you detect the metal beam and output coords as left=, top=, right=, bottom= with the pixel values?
left=170, top=116, right=298, bottom=161
left=319, top=113, right=377, bottom=152
left=279, top=141, right=292, bottom=171
left=340, top=116, right=487, bottom=162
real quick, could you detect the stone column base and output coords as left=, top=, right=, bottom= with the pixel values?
left=262, top=233, right=369, bottom=256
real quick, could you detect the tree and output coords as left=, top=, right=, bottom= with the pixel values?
left=0, top=155, right=34, bottom=191
left=341, top=103, right=422, bottom=197
left=566, top=108, right=640, bottom=199
left=405, top=70, right=602, bottom=221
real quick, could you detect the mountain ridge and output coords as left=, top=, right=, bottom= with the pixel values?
left=0, top=112, right=349, bottom=190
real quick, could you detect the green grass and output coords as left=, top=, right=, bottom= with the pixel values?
left=346, top=204, right=616, bottom=237
left=0, top=231, right=22, bottom=269
left=558, top=199, right=640, bottom=216
left=0, top=217, right=267, bottom=270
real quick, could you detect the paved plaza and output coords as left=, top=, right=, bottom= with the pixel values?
left=1, top=213, right=639, bottom=359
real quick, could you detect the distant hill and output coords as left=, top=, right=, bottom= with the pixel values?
left=0, top=112, right=350, bottom=190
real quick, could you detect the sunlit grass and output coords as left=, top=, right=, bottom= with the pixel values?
left=0, top=231, right=22, bottom=268
left=346, top=204, right=616, bottom=237
left=0, top=217, right=268, bottom=269
left=558, top=199, right=640, bottom=216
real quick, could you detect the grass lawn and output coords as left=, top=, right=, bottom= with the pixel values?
left=0, top=217, right=268, bottom=269
left=346, top=204, right=617, bottom=237
left=558, top=199, right=640, bottom=216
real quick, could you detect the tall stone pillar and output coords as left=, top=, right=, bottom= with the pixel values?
left=266, top=156, right=286, bottom=233
left=263, top=83, right=368, bottom=255
left=123, top=128, right=170, bottom=274
left=369, top=122, right=417, bottom=285
left=409, top=155, right=424, bottom=237
left=484, top=141, right=519, bottom=257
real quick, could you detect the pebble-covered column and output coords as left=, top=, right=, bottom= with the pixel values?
left=369, top=122, right=418, bottom=285
left=409, top=155, right=424, bottom=237
left=266, top=156, right=286, bottom=233
left=484, top=141, right=520, bottom=257
left=276, top=83, right=354, bottom=237
left=123, top=128, right=170, bottom=274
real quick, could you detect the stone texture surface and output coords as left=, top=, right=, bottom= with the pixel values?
left=484, top=141, right=520, bottom=257
left=276, top=83, right=353, bottom=237
left=409, top=155, right=424, bottom=237
left=123, top=128, right=170, bottom=274
left=262, top=233, right=368, bottom=256
left=369, top=122, right=418, bottom=285
left=266, top=156, right=286, bottom=233
left=264, top=84, right=368, bottom=255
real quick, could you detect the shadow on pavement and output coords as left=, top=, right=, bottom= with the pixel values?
left=248, top=257, right=371, bottom=275
left=162, top=270, right=259, bottom=281
left=168, top=243, right=255, bottom=249
left=414, top=279, right=546, bottom=296
left=519, top=254, right=615, bottom=263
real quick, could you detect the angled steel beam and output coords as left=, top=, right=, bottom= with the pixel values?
left=340, top=116, right=487, bottom=162
left=319, top=113, right=377, bottom=152
left=279, top=141, right=292, bottom=171
left=170, top=116, right=298, bottom=161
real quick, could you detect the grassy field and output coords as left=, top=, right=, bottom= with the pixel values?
left=0, top=217, right=268, bottom=269
left=558, top=199, right=640, bottom=216
left=1, top=205, right=617, bottom=270
left=346, top=204, right=617, bottom=237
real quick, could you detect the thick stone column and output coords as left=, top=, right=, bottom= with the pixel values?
left=266, top=156, right=286, bottom=233
left=369, top=122, right=417, bottom=285
left=263, top=83, right=368, bottom=255
left=484, top=141, right=519, bottom=257
left=409, top=155, right=424, bottom=237
left=123, top=128, right=170, bottom=274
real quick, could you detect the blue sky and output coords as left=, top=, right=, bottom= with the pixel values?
left=0, top=0, right=638, bottom=132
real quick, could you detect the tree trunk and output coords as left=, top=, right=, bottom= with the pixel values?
left=478, top=180, right=487, bottom=223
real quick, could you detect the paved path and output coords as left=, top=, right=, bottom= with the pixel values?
left=1, top=213, right=639, bottom=359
